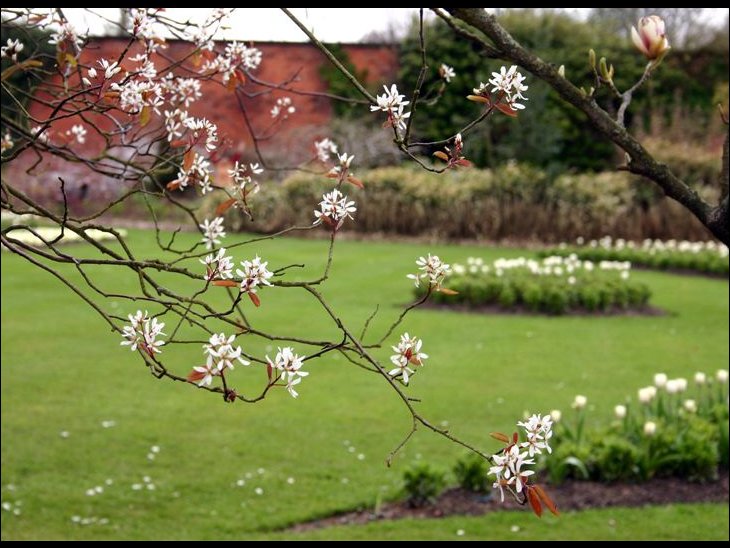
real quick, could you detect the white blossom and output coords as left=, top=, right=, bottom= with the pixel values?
left=683, top=399, right=697, bottom=413
left=203, top=332, right=250, bottom=373
left=313, top=188, right=356, bottom=229
left=486, top=65, right=529, bottom=110
left=654, top=373, right=668, bottom=388
left=236, top=256, right=274, bottom=295
left=614, top=404, right=627, bottom=419
left=314, top=138, right=339, bottom=163
left=517, top=414, right=553, bottom=456
left=407, top=254, right=451, bottom=290
left=120, top=310, right=166, bottom=356
left=638, top=386, right=657, bottom=404
left=439, top=63, right=455, bottom=83
left=176, top=153, right=212, bottom=194
left=572, top=395, right=587, bottom=409
left=67, top=124, right=87, bottom=144
left=266, top=347, right=308, bottom=398
left=389, top=333, right=428, bottom=384
left=717, top=369, right=729, bottom=383
left=643, top=421, right=657, bottom=436
left=271, top=96, right=295, bottom=118
left=1, top=38, right=24, bottom=62
left=200, top=217, right=226, bottom=250
left=200, top=248, right=234, bottom=281
left=1, top=131, right=13, bottom=154
left=370, top=84, right=411, bottom=132
left=183, top=117, right=218, bottom=151
left=694, top=372, right=706, bottom=385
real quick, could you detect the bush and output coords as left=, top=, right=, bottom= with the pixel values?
left=401, top=462, right=447, bottom=508
left=426, top=255, right=651, bottom=315
left=453, top=453, right=491, bottom=494
left=201, top=165, right=720, bottom=243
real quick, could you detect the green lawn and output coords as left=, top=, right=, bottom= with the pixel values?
left=1, top=230, right=728, bottom=540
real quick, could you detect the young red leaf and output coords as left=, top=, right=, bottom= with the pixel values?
left=212, top=280, right=238, bottom=287
left=183, top=149, right=194, bottom=171
left=347, top=175, right=364, bottom=189
left=325, top=171, right=340, bottom=179
left=166, top=179, right=182, bottom=191
left=437, top=287, right=459, bottom=296
left=489, top=432, right=510, bottom=443
left=187, top=369, right=206, bottom=382
left=266, top=363, right=273, bottom=382
left=432, top=151, right=449, bottom=162
left=495, top=102, right=519, bottom=117
left=169, top=139, right=187, bottom=149
left=215, top=198, right=237, bottom=216
left=512, top=432, right=519, bottom=444
left=527, top=487, right=543, bottom=517
left=533, top=485, right=559, bottom=516
left=248, top=292, right=261, bottom=307
left=454, top=159, right=473, bottom=167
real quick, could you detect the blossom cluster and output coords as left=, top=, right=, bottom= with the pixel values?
left=120, top=310, right=166, bottom=357
left=407, top=254, right=451, bottom=290
left=370, top=84, right=411, bottom=133
left=266, top=347, right=308, bottom=398
left=473, top=65, right=529, bottom=111
left=488, top=414, right=553, bottom=502
left=389, top=333, right=428, bottom=384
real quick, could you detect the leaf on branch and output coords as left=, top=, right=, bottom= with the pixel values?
left=527, top=487, right=543, bottom=517
left=489, top=431, right=510, bottom=443
left=183, top=149, right=195, bottom=171
left=533, top=484, right=559, bottom=516
left=347, top=175, right=364, bottom=189
left=187, top=369, right=206, bottom=383
left=495, top=103, right=518, bottom=117
left=466, top=94, right=490, bottom=104
left=166, top=179, right=182, bottom=191
left=169, top=139, right=187, bottom=149
left=212, top=280, right=238, bottom=287
left=437, top=287, right=459, bottom=296
left=266, top=363, right=273, bottom=382
left=325, top=171, right=340, bottom=179
left=216, top=198, right=237, bottom=216
left=248, top=292, right=261, bottom=307
left=454, top=159, right=473, bottom=167
left=433, top=151, right=449, bottom=162
left=139, top=106, right=151, bottom=127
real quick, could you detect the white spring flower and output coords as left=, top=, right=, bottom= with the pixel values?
left=199, top=217, right=226, bottom=250
left=120, top=310, right=166, bottom=356
left=200, top=248, right=234, bottom=281
left=407, top=254, right=451, bottom=290
left=313, top=189, right=356, bottom=230
left=389, top=333, right=428, bottom=385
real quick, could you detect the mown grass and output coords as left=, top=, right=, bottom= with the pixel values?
left=1, top=230, right=727, bottom=540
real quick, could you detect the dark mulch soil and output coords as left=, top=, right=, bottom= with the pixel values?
left=420, top=302, right=667, bottom=318
left=288, top=472, right=728, bottom=532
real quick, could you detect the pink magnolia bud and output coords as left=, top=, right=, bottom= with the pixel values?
left=631, top=15, right=671, bottom=61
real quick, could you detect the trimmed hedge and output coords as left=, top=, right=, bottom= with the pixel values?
left=205, top=165, right=719, bottom=242
left=419, top=256, right=651, bottom=315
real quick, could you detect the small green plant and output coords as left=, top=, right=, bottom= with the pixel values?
left=401, top=462, right=447, bottom=508
left=453, top=453, right=491, bottom=494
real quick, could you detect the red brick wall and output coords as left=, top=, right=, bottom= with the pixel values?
left=11, top=38, right=398, bottom=210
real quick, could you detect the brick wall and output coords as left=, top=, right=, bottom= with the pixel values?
left=10, top=38, right=399, bottom=210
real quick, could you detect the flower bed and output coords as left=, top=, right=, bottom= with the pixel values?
left=420, top=255, right=652, bottom=315
left=540, top=236, right=729, bottom=276
left=545, top=369, right=729, bottom=484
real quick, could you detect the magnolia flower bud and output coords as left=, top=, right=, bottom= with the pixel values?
left=572, top=395, right=587, bottom=409
left=643, top=421, right=657, bottom=436
left=631, top=15, right=671, bottom=61
left=614, top=404, right=627, bottom=419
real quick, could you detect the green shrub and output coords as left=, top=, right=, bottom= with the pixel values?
left=591, top=435, right=642, bottom=482
left=423, top=255, right=652, bottom=315
left=401, top=462, right=447, bottom=508
left=453, top=453, right=491, bottom=494
left=199, top=165, right=720, bottom=243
